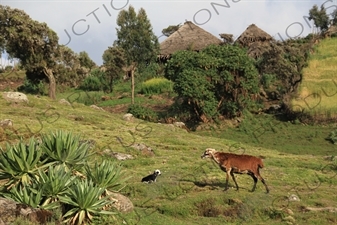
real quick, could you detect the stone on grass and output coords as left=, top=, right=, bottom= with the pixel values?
left=2, top=92, right=28, bottom=103
left=123, top=113, right=133, bottom=121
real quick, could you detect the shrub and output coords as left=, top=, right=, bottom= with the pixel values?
left=326, top=129, right=337, bottom=144
left=140, top=77, right=173, bottom=95
left=79, top=75, right=102, bottom=92
left=127, top=104, right=158, bottom=122
left=79, top=69, right=110, bottom=92
left=165, top=44, right=260, bottom=122
left=17, top=78, right=45, bottom=95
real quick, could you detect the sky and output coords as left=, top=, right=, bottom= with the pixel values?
left=1, top=0, right=337, bottom=66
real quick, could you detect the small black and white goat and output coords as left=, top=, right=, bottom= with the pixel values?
left=141, top=169, right=161, bottom=183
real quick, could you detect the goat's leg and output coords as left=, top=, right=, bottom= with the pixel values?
left=230, top=171, right=239, bottom=191
left=260, top=177, right=270, bottom=193
left=224, top=168, right=231, bottom=191
left=257, top=169, right=270, bottom=193
left=250, top=174, right=258, bottom=192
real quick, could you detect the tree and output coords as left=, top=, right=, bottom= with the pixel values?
left=256, top=38, right=313, bottom=104
left=308, top=5, right=330, bottom=33
left=162, top=24, right=181, bottom=37
left=165, top=44, right=260, bottom=122
left=114, top=5, right=159, bottom=104
left=0, top=5, right=60, bottom=99
left=78, top=51, right=96, bottom=72
left=102, top=46, right=126, bottom=93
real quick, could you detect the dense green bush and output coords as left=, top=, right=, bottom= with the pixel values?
left=79, top=69, right=110, bottom=92
left=140, top=77, right=173, bottom=95
left=17, top=78, right=45, bottom=95
left=165, top=44, right=260, bottom=122
left=127, top=104, right=158, bottom=122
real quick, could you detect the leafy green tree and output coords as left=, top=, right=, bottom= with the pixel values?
left=78, top=51, right=96, bottom=72
left=165, top=44, right=260, bottom=122
left=102, top=46, right=126, bottom=93
left=309, top=5, right=330, bottom=33
left=114, top=5, right=160, bottom=104
left=256, top=38, right=313, bottom=104
left=0, top=5, right=60, bottom=99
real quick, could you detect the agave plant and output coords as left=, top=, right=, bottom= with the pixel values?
left=58, top=179, right=116, bottom=225
left=0, top=138, right=53, bottom=189
left=40, top=130, right=92, bottom=171
left=84, top=160, right=128, bottom=193
left=4, top=184, right=43, bottom=208
left=35, top=165, right=76, bottom=207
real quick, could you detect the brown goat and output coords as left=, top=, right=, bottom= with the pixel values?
left=201, top=148, right=269, bottom=193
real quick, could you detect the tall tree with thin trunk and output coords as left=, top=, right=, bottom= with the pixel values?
left=308, top=5, right=330, bottom=34
left=114, top=5, right=159, bottom=104
left=0, top=5, right=59, bottom=99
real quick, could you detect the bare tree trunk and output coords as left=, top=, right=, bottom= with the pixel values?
left=130, top=63, right=136, bottom=105
left=131, top=69, right=135, bottom=104
left=43, top=67, right=56, bottom=100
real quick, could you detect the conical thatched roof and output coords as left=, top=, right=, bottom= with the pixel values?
left=324, top=25, right=337, bottom=37
left=159, top=21, right=222, bottom=58
left=235, top=24, right=272, bottom=47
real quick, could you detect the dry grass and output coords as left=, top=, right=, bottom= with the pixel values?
left=292, top=37, right=337, bottom=119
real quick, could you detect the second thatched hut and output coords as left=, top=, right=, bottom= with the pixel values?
left=235, top=24, right=273, bottom=59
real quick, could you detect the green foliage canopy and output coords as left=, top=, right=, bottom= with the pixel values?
left=114, top=5, right=159, bottom=68
left=0, top=5, right=60, bottom=99
left=165, top=44, right=260, bottom=122
left=102, top=46, right=126, bottom=93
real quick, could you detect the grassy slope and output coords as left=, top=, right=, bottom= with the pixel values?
left=1, top=39, right=337, bottom=224
left=1, top=93, right=336, bottom=225
left=292, top=37, right=337, bottom=119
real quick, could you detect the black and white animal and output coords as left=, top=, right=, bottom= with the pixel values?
left=141, top=169, right=161, bottom=183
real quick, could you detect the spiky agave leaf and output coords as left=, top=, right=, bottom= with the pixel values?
left=40, top=130, right=92, bottom=171
left=59, top=179, right=116, bottom=225
left=84, top=160, right=129, bottom=192
left=0, top=138, right=54, bottom=189
left=34, top=165, right=76, bottom=206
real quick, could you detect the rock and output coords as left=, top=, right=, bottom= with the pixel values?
left=2, top=92, right=28, bottom=103
left=107, top=191, right=134, bottom=213
left=90, top=105, right=104, bottom=111
left=0, top=197, right=52, bottom=225
left=288, top=194, right=300, bottom=202
left=131, top=143, right=154, bottom=156
left=123, top=113, right=133, bottom=121
left=103, top=149, right=134, bottom=160
left=58, top=98, right=71, bottom=106
left=284, top=208, right=294, bottom=215
left=173, top=122, right=185, bottom=128
left=0, top=119, right=13, bottom=127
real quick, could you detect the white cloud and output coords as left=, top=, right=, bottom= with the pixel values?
left=1, top=0, right=336, bottom=65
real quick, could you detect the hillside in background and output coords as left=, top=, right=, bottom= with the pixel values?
left=292, top=37, right=337, bottom=121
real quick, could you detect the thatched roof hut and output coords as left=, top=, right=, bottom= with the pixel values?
left=159, top=21, right=222, bottom=59
left=324, top=25, right=337, bottom=38
left=235, top=24, right=272, bottom=47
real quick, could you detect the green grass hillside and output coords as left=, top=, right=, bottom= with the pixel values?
left=0, top=37, right=337, bottom=224
left=1, top=92, right=337, bottom=224
left=292, top=37, right=337, bottom=120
